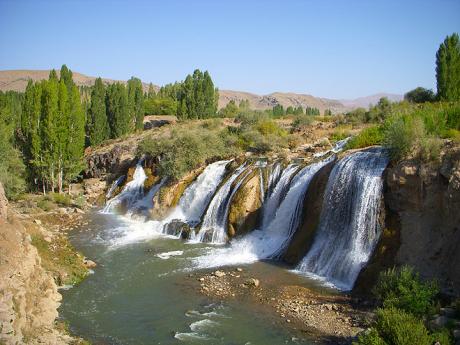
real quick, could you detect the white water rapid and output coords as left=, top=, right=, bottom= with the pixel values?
left=296, top=148, right=389, bottom=290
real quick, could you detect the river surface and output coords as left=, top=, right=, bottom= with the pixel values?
left=60, top=211, right=337, bottom=345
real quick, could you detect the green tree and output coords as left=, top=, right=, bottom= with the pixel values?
left=404, top=87, right=435, bottom=103
left=87, top=77, right=108, bottom=146
left=127, top=77, right=145, bottom=131
left=106, top=83, right=130, bottom=138
left=203, top=71, right=218, bottom=118
left=219, top=100, right=239, bottom=117
left=436, top=33, right=460, bottom=101
left=286, top=106, right=294, bottom=115
left=272, top=104, right=284, bottom=117
left=56, top=78, right=69, bottom=192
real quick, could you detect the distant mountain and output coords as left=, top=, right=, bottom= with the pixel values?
left=0, top=70, right=157, bottom=93
left=340, top=93, right=403, bottom=109
left=218, top=90, right=346, bottom=113
left=0, top=69, right=403, bottom=112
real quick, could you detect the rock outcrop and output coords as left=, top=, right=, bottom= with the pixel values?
left=150, top=167, right=204, bottom=220
left=85, top=144, right=136, bottom=179
left=283, top=159, right=336, bottom=264
left=0, top=209, right=73, bottom=344
left=356, top=142, right=460, bottom=295
left=227, top=169, right=262, bottom=238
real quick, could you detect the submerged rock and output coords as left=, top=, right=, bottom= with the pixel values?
left=163, top=220, right=191, bottom=239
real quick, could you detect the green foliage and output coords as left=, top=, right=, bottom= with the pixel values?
left=305, top=106, right=320, bottom=116
left=127, top=77, right=144, bottom=131
left=138, top=125, right=239, bottom=180
left=404, top=87, right=436, bottom=103
left=292, top=114, right=313, bottom=131
left=144, top=97, right=177, bottom=115
left=87, top=78, right=108, bottom=146
left=353, top=328, right=388, bottom=345
left=272, top=104, right=284, bottom=117
left=373, top=266, right=438, bottom=318
left=106, top=82, right=130, bottom=138
left=49, top=192, right=72, bottom=206
left=324, top=109, right=333, bottom=116
left=219, top=100, right=239, bottom=117
left=37, top=198, right=56, bottom=211
left=436, top=33, right=460, bottom=101
left=375, top=307, right=432, bottom=345
left=176, top=69, right=218, bottom=119
left=346, top=126, right=384, bottom=149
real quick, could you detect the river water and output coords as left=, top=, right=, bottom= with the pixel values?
left=59, top=212, right=336, bottom=345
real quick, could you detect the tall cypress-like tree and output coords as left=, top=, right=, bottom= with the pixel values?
left=436, top=33, right=460, bottom=101
left=56, top=78, right=69, bottom=192
left=203, top=71, right=217, bottom=118
left=41, top=72, right=59, bottom=192
left=106, top=83, right=130, bottom=138
left=88, top=78, right=108, bottom=146
left=65, top=84, right=86, bottom=190
left=127, top=77, right=144, bottom=131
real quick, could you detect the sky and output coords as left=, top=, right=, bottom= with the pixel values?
left=1, top=0, right=459, bottom=99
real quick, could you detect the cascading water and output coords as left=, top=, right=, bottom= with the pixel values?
left=127, top=178, right=167, bottom=218
left=266, top=162, right=282, bottom=199
left=314, top=136, right=351, bottom=158
left=260, top=164, right=299, bottom=229
left=194, top=163, right=251, bottom=243
left=106, top=175, right=125, bottom=199
left=297, top=148, right=389, bottom=290
left=102, top=161, right=147, bottom=214
left=164, top=160, right=231, bottom=225
left=193, top=157, right=333, bottom=268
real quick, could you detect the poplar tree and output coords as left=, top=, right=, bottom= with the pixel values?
left=56, top=78, right=69, bottom=192
left=436, top=33, right=460, bottom=101
left=106, top=83, right=130, bottom=138
left=127, top=77, right=144, bottom=131
left=87, top=78, right=108, bottom=146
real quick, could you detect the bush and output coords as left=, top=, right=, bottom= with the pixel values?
left=37, top=198, right=56, bottom=211
left=346, top=126, right=384, bottom=149
left=373, top=266, right=438, bottom=318
left=353, top=328, right=387, bottom=345
left=50, top=192, right=72, bottom=206
left=292, top=114, right=313, bottom=131
left=375, top=307, right=432, bottom=345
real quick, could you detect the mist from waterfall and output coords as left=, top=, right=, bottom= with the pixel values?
left=296, top=148, right=389, bottom=290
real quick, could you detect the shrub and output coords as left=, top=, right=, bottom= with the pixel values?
left=37, top=198, right=56, bottom=211
left=430, top=328, right=452, bottom=345
left=373, top=266, right=438, bottom=318
left=353, top=328, right=387, bottom=345
left=50, top=192, right=72, bottom=206
left=292, top=114, right=313, bottom=131
left=375, top=307, right=432, bottom=345
left=346, top=126, right=384, bottom=149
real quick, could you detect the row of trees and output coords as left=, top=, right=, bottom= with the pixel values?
left=86, top=77, right=144, bottom=146
left=20, top=66, right=85, bottom=194
left=142, top=69, right=219, bottom=120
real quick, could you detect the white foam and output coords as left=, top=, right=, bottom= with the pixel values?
left=189, top=319, right=219, bottom=332
left=155, top=250, right=184, bottom=260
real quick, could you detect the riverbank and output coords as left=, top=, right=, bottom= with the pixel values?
left=190, top=266, right=374, bottom=344
left=0, top=186, right=91, bottom=345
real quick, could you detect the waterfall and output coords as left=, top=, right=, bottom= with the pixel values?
left=102, top=161, right=147, bottom=214
left=314, top=136, right=351, bottom=158
left=165, top=160, right=231, bottom=225
left=106, top=175, right=125, bottom=199
left=260, top=164, right=299, bottom=229
left=194, top=163, right=251, bottom=243
left=266, top=162, right=282, bottom=199
left=192, top=157, right=333, bottom=269
left=127, top=178, right=167, bottom=218
left=297, top=148, right=389, bottom=290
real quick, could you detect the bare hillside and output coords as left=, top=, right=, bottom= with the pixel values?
left=219, top=90, right=346, bottom=113
left=0, top=70, right=157, bottom=93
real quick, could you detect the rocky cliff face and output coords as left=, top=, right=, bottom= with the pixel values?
left=356, top=142, right=460, bottom=295
left=0, top=185, right=74, bottom=344
left=227, top=169, right=262, bottom=238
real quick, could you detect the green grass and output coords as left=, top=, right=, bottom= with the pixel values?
left=31, top=233, right=88, bottom=286
left=346, top=126, right=384, bottom=149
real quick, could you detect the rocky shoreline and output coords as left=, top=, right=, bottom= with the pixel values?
left=190, top=266, right=374, bottom=344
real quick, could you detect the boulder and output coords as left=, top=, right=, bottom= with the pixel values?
left=163, top=220, right=192, bottom=239
left=283, top=159, right=335, bottom=264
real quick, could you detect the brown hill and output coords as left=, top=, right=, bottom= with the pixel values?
left=0, top=70, right=402, bottom=112
left=219, top=90, right=346, bottom=113
left=0, top=70, right=157, bottom=93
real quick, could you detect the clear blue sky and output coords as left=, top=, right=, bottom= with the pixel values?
left=1, top=0, right=459, bottom=99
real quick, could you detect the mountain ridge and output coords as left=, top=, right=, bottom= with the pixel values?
left=0, top=69, right=402, bottom=111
